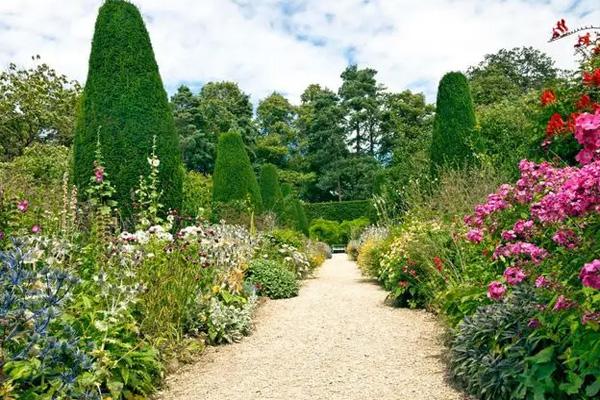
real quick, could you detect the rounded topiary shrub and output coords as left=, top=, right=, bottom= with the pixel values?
left=212, top=131, right=262, bottom=212
left=309, top=218, right=341, bottom=245
left=259, top=163, right=284, bottom=216
left=247, top=259, right=299, bottom=299
left=430, top=71, right=477, bottom=175
left=73, top=0, right=183, bottom=219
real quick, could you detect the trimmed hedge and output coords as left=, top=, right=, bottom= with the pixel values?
left=212, top=131, right=262, bottom=211
left=73, top=0, right=183, bottom=219
left=430, top=71, right=477, bottom=175
left=304, top=200, right=375, bottom=223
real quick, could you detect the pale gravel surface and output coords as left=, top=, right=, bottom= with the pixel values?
left=158, top=254, right=463, bottom=400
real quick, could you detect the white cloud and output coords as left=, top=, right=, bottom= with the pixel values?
left=0, top=0, right=598, bottom=104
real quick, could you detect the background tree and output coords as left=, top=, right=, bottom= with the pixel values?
left=430, top=72, right=477, bottom=175
left=171, top=85, right=214, bottom=173
left=297, top=84, right=348, bottom=201
left=317, top=156, right=381, bottom=201
left=212, top=130, right=262, bottom=211
left=255, top=92, right=297, bottom=168
left=338, top=65, right=383, bottom=155
left=467, top=47, right=558, bottom=105
left=0, top=58, right=81, bottom=160
left=72, top=0, right=183, bottom=218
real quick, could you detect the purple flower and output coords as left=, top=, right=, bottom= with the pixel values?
left=487, top=281, right=506, bottom=301
left=553, top=295, right=576, bottom=311
left=0, top=231, right=4, bottom=240
left=535, top=275, right=550, bottom=288
left=17, top=199, right=29, bottom=213
left=552, top=229, right=579, bottom=249
left=466, top=229, right=484, bottom=244
left=527, top=318, right=541, bottom=329
left=579, top=259, right=600, bottom=290
left=504, top=267, right=527, bottom=285
left=31, top=225, right=41, bottom=234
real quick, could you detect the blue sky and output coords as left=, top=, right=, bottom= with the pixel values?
left=0, top=0, right=598, bottom=104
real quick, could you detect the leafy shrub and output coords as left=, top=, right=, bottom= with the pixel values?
left=430, top=71, right=477, bottom=175
left=309, top=218, right=341, bottom=245
left=292, top=199, right=309, bottom=235
left=199, top=295, right=257, bottom=344
left=346, top=240, right=360, bottom=260
left=450, top=286, right=541, bottom=400
left=247, top=259, right=299, bottom=299
left=269, top=228, right=306, bottom=249
left=339, top=217, right=370, bottom=243
left=304, top=200, right=375, bottom=223
left=212, top=131, right=262, bottom=212
left=305, top=240, right=330, bottom=269
left=73, top=0, right=183, bottom=219
left=181, top=170, right=212, bottom=220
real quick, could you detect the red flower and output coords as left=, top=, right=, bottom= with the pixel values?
left=568, top=112, right=580, bottom=133
left=551, top=19, right=568, bottom=39
left=398, top=280, right=409, bottom=288
left=575, top=32, right=591, bottom=48
left=576, top=94, right=592, bottom=110
left=433, top=256, right=443, bottom=272
left=540, top=89, right=556, bottom=106
left=546, top=113, right=566, bottom=136
left=583, top=69, right=600, bottom=87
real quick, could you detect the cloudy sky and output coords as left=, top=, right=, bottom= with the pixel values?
left=0, top=0, right=598, bottom=104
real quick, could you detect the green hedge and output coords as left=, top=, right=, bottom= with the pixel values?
left=304, top=200, right=375, bottom=223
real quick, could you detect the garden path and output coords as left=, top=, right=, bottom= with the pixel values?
left=158, top=254, right=462, bottom=400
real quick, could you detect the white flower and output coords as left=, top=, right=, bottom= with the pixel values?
left=148, top=157, right=160, bottom=168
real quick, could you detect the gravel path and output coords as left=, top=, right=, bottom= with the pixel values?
left=158, top=254, right=462, bottom=400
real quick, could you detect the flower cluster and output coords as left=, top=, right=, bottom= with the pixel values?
left=573, top=109, right=600, bottom=165
left=579, top=259, right=600, bottom=290
left=493, top=241, right=549, bottom=264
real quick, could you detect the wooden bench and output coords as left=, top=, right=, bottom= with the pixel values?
left=331, top=244, right=346, bottom=253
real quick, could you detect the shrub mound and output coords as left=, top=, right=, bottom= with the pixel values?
left=247, top=259, right=299, bottom=299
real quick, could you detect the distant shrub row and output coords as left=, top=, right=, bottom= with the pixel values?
left=304, top=200, right=375, bottom=223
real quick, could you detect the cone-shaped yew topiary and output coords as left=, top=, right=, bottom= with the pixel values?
left=259, top=163, right=284, bottom=217
left=72, top=0, right=183, bottom=220
left=294, top=200, right=309, bottom=236
left=212, top=131, right=262, bottom=211
left=430, top=71, right=477, bottom=175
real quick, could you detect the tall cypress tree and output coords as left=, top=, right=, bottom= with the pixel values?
left=430, top=72, right=477, bottom=175
left=259, top=163, right=284, bottom=216
left=73, top=0, right=183, bottom=219
left=212, top=131, right=262, bottom=211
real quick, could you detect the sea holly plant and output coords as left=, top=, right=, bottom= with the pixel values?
left=134, top=136, right=164, bottom=230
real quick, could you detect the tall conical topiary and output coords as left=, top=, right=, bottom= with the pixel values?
left=294, top=200, right=309, bottom=236
left=212, top=131, right=262, bottom=210
left=73, top=0, right=183, bottom=220
left=259, top=164, right=284, bottom=216
left=430, top=71, right=477, bottom=175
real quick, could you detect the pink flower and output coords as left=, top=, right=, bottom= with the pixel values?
left=466, top=229, right=484, bottom=244
left=574, top=110, right=600, bottom=165
left=17, top=200, right=29, bottom=213
left=94, top=166, right=105, bottom=183
left=31, top=225, right=41, bottom=234
left=582, top=311, right=600, bottom=325
left=493, top=242, right=548, bottom=264
left=553, top=295, right=576, bottom=311
left=487, top=281, right=506, bottom=301
left=552, top=229, right=579, bottom=249
left=579, top=259, right=600, bottom=290
left=501, top=230, right=517, bottom=241
left=504, top=267, right=527, bottom=285
left=535, top=275, right=550, bottom=288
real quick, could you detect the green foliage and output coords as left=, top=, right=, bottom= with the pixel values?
left=259, top=164, right=284, bottom=216
left=304, top=200, right=374, bottom=223
left=200, top=295, right=257, bottom=344
left=247, top=259, right=299, bottom=299
left=182, top=171, right=212, bottom=220
left=292, top=199, right=309, bottom=236
left=450, top=286, right=541, bottom=400
left=467, top=47, right=558, bottom=106
left=0, top=58, right=81, bottom=160
left=317, top=155, right=382, bottom=201
left=212, top=131, right=262, bottom=211
left=309, top=218, right=341, bottom=245
left=72, top=0, right=183, bottom=220
left=269, top=228, right=307, bottom=249
left=339, top=217, right=370, bottom=243
left=430, top=72, right=477, bottom=175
